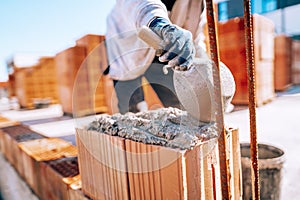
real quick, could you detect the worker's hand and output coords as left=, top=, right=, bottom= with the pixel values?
left=149, top=17, right=195, bottom=70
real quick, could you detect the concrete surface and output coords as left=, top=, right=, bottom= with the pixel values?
left=225, top=85, right=300, bottom=199
left=0, top=104, right=63, bottom=122
left=0, top=153, right=38, bottom=200
left=29, top=119, right=76, bottom=138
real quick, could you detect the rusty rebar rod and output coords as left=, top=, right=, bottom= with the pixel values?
left=243, top=0, right=260, bottom=199
left=205, top=1, right=230, bottom=199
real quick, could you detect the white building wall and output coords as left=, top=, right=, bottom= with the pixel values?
left=263, top=4, right=300, bottom=36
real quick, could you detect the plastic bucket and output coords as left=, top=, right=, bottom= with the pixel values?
left=241, top=143, right=285, bottom=200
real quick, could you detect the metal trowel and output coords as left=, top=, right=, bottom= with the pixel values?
left=138, top=26, right=236, bottom=122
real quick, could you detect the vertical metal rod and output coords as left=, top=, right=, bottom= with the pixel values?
left=211, top=164, right=217, bottom=200
left=243, top=0, right=260, bottom=199
left=205, top=1, right=230, bottom=199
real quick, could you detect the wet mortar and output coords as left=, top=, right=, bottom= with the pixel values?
left=87, top=107, right=218, bottom=150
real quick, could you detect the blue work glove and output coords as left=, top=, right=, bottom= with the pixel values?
left=149, top=17, right=195, bottom=70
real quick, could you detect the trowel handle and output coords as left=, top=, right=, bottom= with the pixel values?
left=139, top=26, right=173, bottom=74
left=138, top=26, right=163, bottom=51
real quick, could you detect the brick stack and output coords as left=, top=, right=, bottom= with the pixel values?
left=40, top=157, right=81, bottom=199
left=14, top=67, right=34, bottom=107
left=292, top=40, right=300, bottom=84
left=55, top=34, right=117, bottom=116
left=76, top=127, right=242, bottom=199
left=218, top=14, right=275, bottom=106
left=7, top=74, right=16, bottom=98
left=75, top=34, right=116, bottom=115
left=38, top=57, right=60, bottom=103
left=55, top=46, right=88, bottom=115
left=0, top=123, right=87, bottom=200
left=274, top=35, right=293, bottom=91
left=13, top=57, right=59, bottom=108
left=0, top=125, right=45, bottom=179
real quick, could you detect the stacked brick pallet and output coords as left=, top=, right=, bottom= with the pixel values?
left=76, top=127, right=242, bottom=199
left=292, top=40, right=300, bottom=84
left=7, top=74, right=16, bottom=97
left=274, top=35, right=293, bottom=91
left=13, top=57, right=59, bottom=108
left=39, top=57, right=60, bottom=103
left=7, top=32, right=188, bottom=114
left=55, top=46, right=88, bottom=115
left=7, top=34, right=115, bottom=116
left=55, top=34, right=116, bottom=116
left=14, top=67, right=33, bottom=107
left=75, top=34, right=116, bottom=115
left=0, top=122, right=88, bottom=200
left=218, top=14, right=275, bottom=106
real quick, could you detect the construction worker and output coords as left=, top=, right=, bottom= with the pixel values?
left=105, top=0, right=207, bottom=114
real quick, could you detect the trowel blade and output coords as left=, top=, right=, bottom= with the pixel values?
left=173, top=58, right=235, bottom=122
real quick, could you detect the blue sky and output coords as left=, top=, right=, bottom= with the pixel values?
left=0, top=0, right=115, bottom=82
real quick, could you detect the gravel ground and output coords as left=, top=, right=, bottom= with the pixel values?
left=0, top=153, right=38, bottom=200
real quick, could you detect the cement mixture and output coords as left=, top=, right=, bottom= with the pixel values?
left=87, top=107, right=217, bottom=150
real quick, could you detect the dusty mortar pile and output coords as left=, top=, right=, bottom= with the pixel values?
left=87, top=107, right=217, bottom=150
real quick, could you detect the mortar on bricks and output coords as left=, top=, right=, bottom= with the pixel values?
left=76, top=107, right=242, bottom=199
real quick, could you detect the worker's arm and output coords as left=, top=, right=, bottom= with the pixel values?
left=117, top=0, right=195, bottom=70
left=117, top=0, right=169, bottom=28
left=149, top=17, right=195, bottom=70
